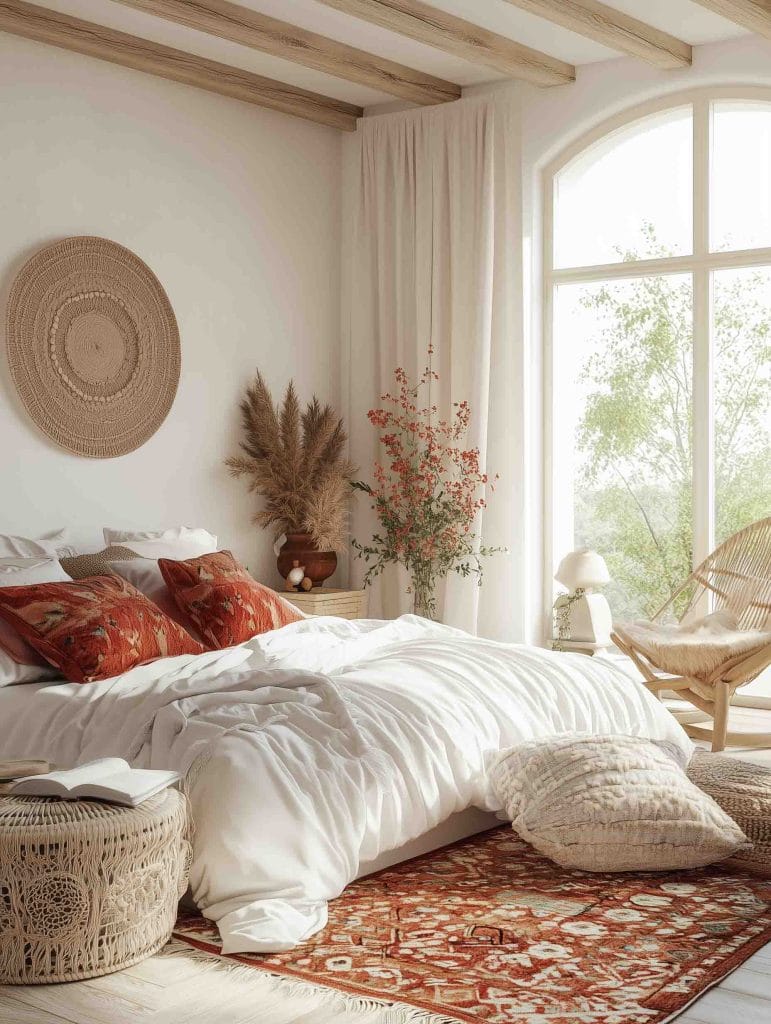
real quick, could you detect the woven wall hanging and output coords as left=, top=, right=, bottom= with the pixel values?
left=6, top=236, right=180, bottom=458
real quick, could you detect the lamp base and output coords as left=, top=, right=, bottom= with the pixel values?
left=563, top=592, right=613, bottom=647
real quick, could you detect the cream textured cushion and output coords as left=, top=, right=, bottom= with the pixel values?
left=490, top=734, right=750, bottom=872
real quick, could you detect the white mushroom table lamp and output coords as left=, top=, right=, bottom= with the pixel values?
left=553, top=548, right=613, bottom=652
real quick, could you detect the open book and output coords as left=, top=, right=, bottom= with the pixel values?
left=10, top=758, right=179, bottom=807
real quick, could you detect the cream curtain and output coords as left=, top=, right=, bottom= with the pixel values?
left=345, top=96, right=530, bottom=640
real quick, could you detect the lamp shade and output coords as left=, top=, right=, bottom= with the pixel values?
left=555, top=548, right=610, bottom=591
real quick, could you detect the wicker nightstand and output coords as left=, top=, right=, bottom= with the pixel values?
left=0, top=789, right=190, bottom=984
left=280, top=587, right=369, bottom=620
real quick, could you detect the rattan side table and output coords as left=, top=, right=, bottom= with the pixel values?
left=279, top=587, right=369, bottom=620
left=0, top=788, right=190, bottom=984
left=688, top=750, right=771, bottom=877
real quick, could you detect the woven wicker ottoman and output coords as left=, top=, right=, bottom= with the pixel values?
left=0, top=789, right=190, bottom=984
left=688, top=750, right=771, bottom=877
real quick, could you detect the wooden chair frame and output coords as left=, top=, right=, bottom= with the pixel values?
left=611, top=517, right=771, bottom=752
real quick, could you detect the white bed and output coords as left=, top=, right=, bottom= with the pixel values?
left=0, top=614, right=691, bottom=953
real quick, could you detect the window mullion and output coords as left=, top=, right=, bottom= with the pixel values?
left=692, top=99, right=714, bottom=589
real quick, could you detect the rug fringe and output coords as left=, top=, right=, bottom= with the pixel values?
left=162, top=938, right=466, bottom=1024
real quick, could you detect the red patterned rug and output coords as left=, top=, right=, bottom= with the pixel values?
left=173, top=826, right=771, bottom=1024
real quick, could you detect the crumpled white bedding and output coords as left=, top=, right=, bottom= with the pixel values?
left=0, top=615, right=691, bottom=953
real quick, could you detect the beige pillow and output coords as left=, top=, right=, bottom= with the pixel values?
left=490, top=734, right=749, bottom=872
left=59, top=546, right=141, bottom=579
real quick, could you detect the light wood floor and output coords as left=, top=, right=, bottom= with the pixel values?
left=2, top=710, right=771, bottom=1024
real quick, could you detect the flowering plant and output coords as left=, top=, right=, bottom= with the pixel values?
left=352, top=354, right=501, bottom=619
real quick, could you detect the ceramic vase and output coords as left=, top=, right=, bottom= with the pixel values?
left=277, top=532, right=336, bottom=587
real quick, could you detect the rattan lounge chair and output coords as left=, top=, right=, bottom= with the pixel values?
left=612, top=517, right=771, bottom=752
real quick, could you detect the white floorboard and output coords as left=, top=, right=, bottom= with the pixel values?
left=3, top=710, right=771, bottom=1024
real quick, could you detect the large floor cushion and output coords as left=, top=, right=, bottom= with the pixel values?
left=490, top=734, right=749, bottom=873
left=0, top=789, right=190, bottom=983
left=688, top=749, right=771, bottom=877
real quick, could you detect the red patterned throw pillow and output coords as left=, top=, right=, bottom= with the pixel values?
left=159, top=550, right=302, bottom=649
left=0, top=575, right=205, bottom=683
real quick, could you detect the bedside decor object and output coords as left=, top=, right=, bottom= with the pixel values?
left=280, top=587, right=369, bottom=620
left=688, top=749, right=771, bottom=877
left=352, top=350, right=501, bottom=619
left=612, top=516, right=771, bottom=752
left=226, top=372, right=354, bottom=585
left=276, top=531, right=337, bottom=587
left=6, top=236, right=180, bottom=458
left=553, top=548, right=613, bottom=651
left=285, top=560, right=306, bottom=590
left=0, top=788, right=189, bottom=983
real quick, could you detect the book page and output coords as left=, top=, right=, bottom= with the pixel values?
left=74, top=767, right=179, bottom=802
left=34, top=757, right=130, bottom=792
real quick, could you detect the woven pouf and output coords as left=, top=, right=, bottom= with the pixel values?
left=0, top=789, right=190, bottom=983
left=688, top=749, right=771, bottom=876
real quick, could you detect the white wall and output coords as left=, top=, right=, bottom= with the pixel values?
left=0, top=33, right=342, bottom=583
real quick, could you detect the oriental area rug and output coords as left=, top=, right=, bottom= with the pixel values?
left=172, top=826, right=771, bottom=1024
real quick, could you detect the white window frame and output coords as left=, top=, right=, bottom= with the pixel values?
left=542, top=86, right=771, bottom=662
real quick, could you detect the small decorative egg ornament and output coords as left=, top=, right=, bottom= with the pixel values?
left=287, top=560, right=306, bottom=588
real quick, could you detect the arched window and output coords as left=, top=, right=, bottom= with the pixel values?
left=546, top=92, right=771, bottom=623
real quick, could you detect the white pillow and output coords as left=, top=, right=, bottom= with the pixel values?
left=0, top=558, right=70, bottom=685
left=0, top=649, right=60, bottom=686
left=103, top=526, right=218, bottom=560
left=490, top=733, right=749, bottom=873
left=0, top=529, right=75, bottom=558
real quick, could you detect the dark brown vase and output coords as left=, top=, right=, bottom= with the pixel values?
left=277, top=532, right=337, bottom=586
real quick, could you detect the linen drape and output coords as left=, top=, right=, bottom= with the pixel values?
left=346, top=96, right=528, bottom=640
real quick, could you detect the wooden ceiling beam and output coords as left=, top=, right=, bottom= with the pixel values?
left=690, top=0, right=771, bottom=41
left=113, top=0, right=460, bottom=106
left=0, top=0, right=362, bottom=130
left=315, top=0, right=576, bottom=87
left=502, top=0, right=691, bottom=69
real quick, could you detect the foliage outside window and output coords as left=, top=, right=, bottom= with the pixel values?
left=550, top=98, right=771, bottom=622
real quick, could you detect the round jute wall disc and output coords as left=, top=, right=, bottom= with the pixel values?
left=6, top=236, right=180, bottom=458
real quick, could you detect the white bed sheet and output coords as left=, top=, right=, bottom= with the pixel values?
left=0, top=615, right=692, bottom=954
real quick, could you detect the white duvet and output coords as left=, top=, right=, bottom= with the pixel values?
left=0, top=615, right=691, bottom=953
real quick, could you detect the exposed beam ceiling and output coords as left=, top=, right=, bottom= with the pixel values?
left=315, top=0, right=576, bottom=87
left=690, top=0, right=771, bottom=40
left=113, top=0, right=459, bottom=106
left=0, top=0, right=361, bottom=130
left=501, top=0, right=692, bottom=69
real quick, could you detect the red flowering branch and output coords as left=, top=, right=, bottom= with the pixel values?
left=352, top=353, right=502, bottom=618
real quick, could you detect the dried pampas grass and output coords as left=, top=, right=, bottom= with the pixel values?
left=226, top=372, right=354, bottom=553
